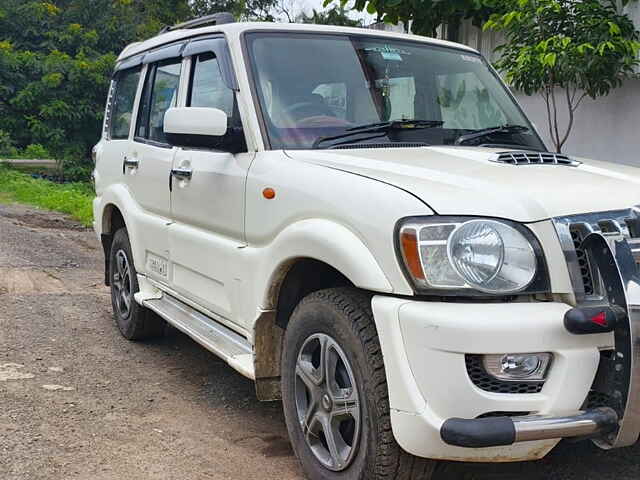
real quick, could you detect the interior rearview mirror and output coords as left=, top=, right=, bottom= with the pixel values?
left=164, top=107, right=229, bottom=149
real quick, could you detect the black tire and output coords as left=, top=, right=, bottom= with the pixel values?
left=281, top=287, right=437, bottom=480
left=109, top=228, right=165, bottom=340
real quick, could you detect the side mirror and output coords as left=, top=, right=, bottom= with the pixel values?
left=164, top=107, right=228, bottom=149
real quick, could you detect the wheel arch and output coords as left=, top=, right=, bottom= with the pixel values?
left=251, top=219, right=395, bottom=401
left=100, top=203, right=127, bottom=286
left=254, top=257, right=356, bottom=401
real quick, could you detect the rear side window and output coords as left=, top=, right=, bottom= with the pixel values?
left=136, top=58, right=182, bottom=145
left=187, top=52, right=233, bottom=116
left=109, top=67, right=141, bottom=140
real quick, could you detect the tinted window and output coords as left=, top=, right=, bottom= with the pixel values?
left=109, top=67, right=140, bottom=140
left=188, top=53, right=233, bottom=115
left=136, top=59, right=182, bottom=144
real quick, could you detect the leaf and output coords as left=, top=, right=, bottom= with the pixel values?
left=607, top=21, right=621, bottom=35
left=366, top=2, right=377, bottom=14
left=544, top=52, right=557, bottom=66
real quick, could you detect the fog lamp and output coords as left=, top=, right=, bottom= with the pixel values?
left=483, top=353, right=552, bottom=381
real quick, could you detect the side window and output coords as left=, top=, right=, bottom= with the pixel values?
left=188, top=52, right=234, bottom=116
left=436, top=72, right=507, bottom=129
left=109, top=67, right=141, bottom=140
left=312, top=82, right=347, bottom=120
left=136, top=58, right=182, bottom=144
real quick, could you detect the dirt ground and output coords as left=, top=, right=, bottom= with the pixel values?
left=1, top=202, right=640, bottom=480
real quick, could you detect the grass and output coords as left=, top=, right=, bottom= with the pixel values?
left=0, top=166, right=94, bottom=227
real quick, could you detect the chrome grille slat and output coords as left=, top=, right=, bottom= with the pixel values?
left=553, top=209, right=640, bottom=303
left=491, top=151, right=581, bottom=166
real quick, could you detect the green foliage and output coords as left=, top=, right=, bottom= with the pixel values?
left=0, top=165, right=94, bottom=226
left=325, top=0, right=498, bottom=35
left=484, top=0, right=640, bottom=151
left=0, top=130, right=18, bottom=157
left=0, top=0, right=192, bottom=179
left=299, top=6, right=363, bottom=27
left=22, top=144, right=51, bottom=159
left=192, top=0, right=279, bottom=20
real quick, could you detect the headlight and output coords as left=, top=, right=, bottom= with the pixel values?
left=397, top=216, right=548, bottom=295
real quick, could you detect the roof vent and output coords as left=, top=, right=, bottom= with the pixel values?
left=159, top=12, right=235, bottom=34
left=490, top=151, right=581, bottom=166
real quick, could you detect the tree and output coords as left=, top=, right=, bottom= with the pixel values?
left=191, top=0, right=280, bottom=21
left=324, top=0, right=496, bottom=36
left=484, top=0, right=640, bottom=152
left=0, top=0, right=190, bottom=179
left=299, top=6, right=363, bottom=27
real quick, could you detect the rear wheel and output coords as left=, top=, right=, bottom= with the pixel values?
left=109, top=228, right=165, bottom=340
left=281, top=288, right=437, bottom=480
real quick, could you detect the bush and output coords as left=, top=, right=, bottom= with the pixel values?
left=22, top=143, right=51, bottom=159
left=0, top=130, right=18, bottom=157
left=58, top=145, right=93, bottom=182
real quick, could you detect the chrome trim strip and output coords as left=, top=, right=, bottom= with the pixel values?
left=513, top=408, right=618, bottom=442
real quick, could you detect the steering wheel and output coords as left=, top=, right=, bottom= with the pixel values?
left=283, top=101, right=335, bottom=121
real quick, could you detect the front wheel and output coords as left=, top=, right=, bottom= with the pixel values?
left=281, top=288, right=437, bottom=480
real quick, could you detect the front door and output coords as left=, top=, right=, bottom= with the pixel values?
left=126, top=57, right=183, bottom=284
left=168, top=50, right=252, bottom=324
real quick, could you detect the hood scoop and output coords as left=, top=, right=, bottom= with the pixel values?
left=491, top=151, right=581, bottom=167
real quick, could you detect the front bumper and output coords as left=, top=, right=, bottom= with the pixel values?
left=372, top=296, right=613, bottom=461
left=373, top=225, right=640, bottom=461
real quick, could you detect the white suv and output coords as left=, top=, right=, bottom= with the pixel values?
left=93, top=14, right=640, bottom=480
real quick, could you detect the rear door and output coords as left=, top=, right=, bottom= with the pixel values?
left=98, top=65, right=142, bottom=195
left=126, top=48, right=185, bottom=284
left=168, top=38, right=253, bottom=324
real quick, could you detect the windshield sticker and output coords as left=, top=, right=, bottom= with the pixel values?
left=364, top=45, right=410, bottom=60
left=460, top=54, right=482, bottom=63
left=382, top=51, right=402, bottom=61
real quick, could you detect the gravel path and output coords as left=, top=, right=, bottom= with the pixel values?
left=1, top=202, right=639, bottom=479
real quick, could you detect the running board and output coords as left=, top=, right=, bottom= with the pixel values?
left=144, top=294, right=255, bottom=379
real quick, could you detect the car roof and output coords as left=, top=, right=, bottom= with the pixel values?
left=117, top=21, right=478, bottom=61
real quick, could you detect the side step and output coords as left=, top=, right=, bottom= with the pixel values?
left=144, top=294, right=255, bottom=379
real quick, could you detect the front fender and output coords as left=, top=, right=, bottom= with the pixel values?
left=253, top=218, right=393, bottom=310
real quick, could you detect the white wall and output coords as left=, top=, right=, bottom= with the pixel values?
left=513, top=80, right=640, bottom=166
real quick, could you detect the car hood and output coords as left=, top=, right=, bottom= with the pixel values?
left=286, top=146, right=640, bottom=222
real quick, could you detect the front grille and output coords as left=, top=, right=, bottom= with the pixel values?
left=553, top=209, right=640, bottom=301
left=491, top=151, right=581, bottom=166
left=570, top=229, right=596, bottom=296
left=465, top=355, right=545, bottom=394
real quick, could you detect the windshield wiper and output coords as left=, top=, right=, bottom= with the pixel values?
left=454, top=124, right=530, bottom=146
left=312, top=119, right=443, bottom=149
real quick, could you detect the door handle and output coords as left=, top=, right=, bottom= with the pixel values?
left=171, top=167, right=193, bottom=180
left=122, top=157, right=139, bottom=174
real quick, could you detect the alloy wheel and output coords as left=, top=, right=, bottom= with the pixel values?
left=294, top=333, right=361, bottom=471
left=112, top=249, right=133, bottom=319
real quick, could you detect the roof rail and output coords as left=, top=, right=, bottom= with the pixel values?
left=159, top=12, right=235, bottom=34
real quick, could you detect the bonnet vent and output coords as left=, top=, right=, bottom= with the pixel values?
left=491, top=151, right=581, bottom=166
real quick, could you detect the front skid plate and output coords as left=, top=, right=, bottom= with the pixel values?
left=582, top=232, right=640, bottom=448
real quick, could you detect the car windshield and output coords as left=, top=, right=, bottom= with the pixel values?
left=246, top=33, right=545, bottom=151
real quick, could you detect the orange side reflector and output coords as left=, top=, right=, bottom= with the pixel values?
left=263, top=187, right=276, bottom=199
left=400, top=229, right=425, bottom=280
